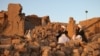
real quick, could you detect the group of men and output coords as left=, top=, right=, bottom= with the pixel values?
left=56, top=24, right=88, bottom=44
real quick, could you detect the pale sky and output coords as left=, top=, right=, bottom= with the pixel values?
left=0, top=0, right=100, bottom=23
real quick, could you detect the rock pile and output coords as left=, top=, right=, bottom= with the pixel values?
left=0, top=23, right=100, bottom=56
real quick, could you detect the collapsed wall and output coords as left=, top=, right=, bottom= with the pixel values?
left=0, top=3, right=50, bottom=36
left=42, top=16, right=50, bottom=26
left=1, top=4, right=25, bottom=36
left=25, top=15, right=41, bottom=31
left=0, top=23, right=100, bottom=56
left=0, top=11, right=8, bottom=34
left=79, top=17, right=100, bottom=38
left=67, top=17, right=76, bottom=38
left=25, top=15, right=50, bottom=31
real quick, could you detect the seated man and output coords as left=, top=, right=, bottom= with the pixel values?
left=56, top=25, right=70, bottom=43
left=58, top=32, right=70, bottom=43
left=72, top=33, right=82, bottom=42
left=72, top=24, right=88, bottom=42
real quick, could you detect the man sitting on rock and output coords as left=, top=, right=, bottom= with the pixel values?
left=56, top=25, right=70, bottom=43
left=72, top=24, right=88, bottom=43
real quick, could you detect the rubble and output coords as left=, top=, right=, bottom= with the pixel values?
left=0, top=3, right=100, bottom=56
left=79, top=17, right=100, bottom=37
left=0, top=23, right=100, bottom=56
left=1, top=23, right=100, bottom=56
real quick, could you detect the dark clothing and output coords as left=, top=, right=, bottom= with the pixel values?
left=76, top=28, right=88, bottom=42
left=79, top=30, right=88, bottom=42
left=56, top=30, right=68, bottom=41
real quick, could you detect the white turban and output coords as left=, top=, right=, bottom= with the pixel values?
left=78, top=24, right=82, bottom=28
left=61, top=25, right=66, bottom=29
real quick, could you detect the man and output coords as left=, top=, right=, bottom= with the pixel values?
left=72, top=24, right=88, bottom=42
left=56, top=25, right=70, bottom=43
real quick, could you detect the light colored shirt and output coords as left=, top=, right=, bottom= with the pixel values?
left=72, top=34, right=82, bottom=41
left=58, top=34, right=70, bottom=43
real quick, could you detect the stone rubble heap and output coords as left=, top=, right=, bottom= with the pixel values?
left=0, top=23, right=100, bottom=56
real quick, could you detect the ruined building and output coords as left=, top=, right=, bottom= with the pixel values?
left=0, top=4, right=25, bottom=36
left=79, top=17, right=100, bottom=38
left=0, top=3, right=50, bottom=36
left=0, top=11, right=8, bottom=34
left=66, top=17, right=100, bottom=39
left=25, top=15, right=50, bottom=31
left=0, top=3, right=100, bottom=39
left=67, top=17, right=76, bottom=38
left=0, top=3, right=100, bottom=56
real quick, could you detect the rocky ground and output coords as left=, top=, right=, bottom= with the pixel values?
left=0, top=23, right=100, bottom=56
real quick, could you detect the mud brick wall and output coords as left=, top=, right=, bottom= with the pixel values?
left=67, top=17, right=76, bottom=38
left=3, top=4, right=24, bottom=36
left=79, top=17, right=100, bottom=38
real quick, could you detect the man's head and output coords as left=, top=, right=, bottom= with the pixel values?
left=60, top=25, right=66, bottom=31
left=78, top=24, right=82, bottom=29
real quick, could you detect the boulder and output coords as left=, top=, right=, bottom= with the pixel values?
left=41, top=46, right=51, bottom=56
left=55, top=50, right=65, bottom=56
left=49, top=42, right=57, bottom=48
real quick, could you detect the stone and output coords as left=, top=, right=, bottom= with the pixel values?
left=0, top=45, right=11, bottom=49
left=14, top=52, right=20, bottom=56
left=0, top=11, right=8, bottom=33
left=93, top=50, right=100, bottom=56
left=79, top=17, right=100, bottom=37
left=56, top=45, right=61, bottom=50
left=55, top=50, right=65, bottom=56
left=49, top=42, right=57, bottom=48
left=12, top=39, right=21, bottom=44
left=67, top=17, right=76, bottom=38
left=33, top=41, right=40, bottom=47
left=4, top=49, right=10, bottom=56
left=41, top=46, right=51, bottom=56
left=98, top=38, right=100, bottom=43
left=14, top=43, right=26, bottom=52
left=42, top=16, right=50, bottom=26
left=25, top=15, right=41, bottom=30
left=72, top=49, right=80, bottom=56
left=0, top=38, right=11, bottom=45
left=64, top=47, right=72, bottom=55
left=3, top=3, right=24, bottom=36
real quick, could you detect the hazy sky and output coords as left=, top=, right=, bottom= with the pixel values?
left=0, top=0, right=100, bottom=23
